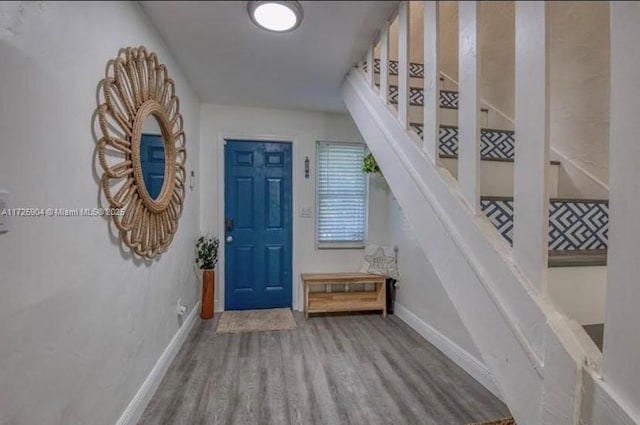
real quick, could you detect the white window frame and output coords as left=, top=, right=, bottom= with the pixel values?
left=315, top=141, right=369, bottom=250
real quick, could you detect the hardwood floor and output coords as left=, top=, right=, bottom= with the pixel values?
left=138, top=312, right=509, bottom=425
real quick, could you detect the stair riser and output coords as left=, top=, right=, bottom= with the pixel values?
left=364, top=58, right=423, bottom=78
left=364, top=58, right=424, bottom=78
left=378, top=84, right=460, bottom=109
left=412, top=124, right=517, bottom=161
left=482, top=199, right=609, bottom=251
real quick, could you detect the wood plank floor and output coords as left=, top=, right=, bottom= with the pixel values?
left=138, top=312, right=509, bottom=425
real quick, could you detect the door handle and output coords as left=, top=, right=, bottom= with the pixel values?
left=226, top=236, right=233, bottom=243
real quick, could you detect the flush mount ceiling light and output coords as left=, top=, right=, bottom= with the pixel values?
left=248, top=1, right=303, bottom=33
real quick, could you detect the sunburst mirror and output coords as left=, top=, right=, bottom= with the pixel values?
left=96, top=46, right=186, bottom=259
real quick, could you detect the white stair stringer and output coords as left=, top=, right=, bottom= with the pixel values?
left=342, top=70, right=603, bottom=425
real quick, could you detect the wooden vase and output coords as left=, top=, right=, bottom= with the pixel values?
left=201, top=269, right=215, bottom=319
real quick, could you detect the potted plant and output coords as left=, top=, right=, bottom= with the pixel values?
left=362, top=152, right=387, bottom=189
left=195, top=235, right=220, bottom=319
left=361, top=152, right=381, bottom=174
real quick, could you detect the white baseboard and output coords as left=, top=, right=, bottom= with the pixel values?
left=394, top=302, right=503, bottom=400
left=116, top=301, right=201, bottom=425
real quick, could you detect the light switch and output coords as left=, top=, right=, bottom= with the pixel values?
left=0, top=190, right=9, bottom=233
left=299, top=207, right=312, bottom=218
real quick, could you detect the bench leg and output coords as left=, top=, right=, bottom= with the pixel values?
left=304, top=284, right=309, bottom=320
left=381, top=280, right=387, bottom=317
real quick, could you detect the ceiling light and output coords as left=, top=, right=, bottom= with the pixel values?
left=248, top=1, right=303, bottom=33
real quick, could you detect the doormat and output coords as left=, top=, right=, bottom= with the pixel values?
left=216, top=308, right=296, bottom=334
left=468, top=418, right=515, bottom=425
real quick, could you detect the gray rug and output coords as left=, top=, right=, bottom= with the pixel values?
left=216, top=308, right=297, bottom=334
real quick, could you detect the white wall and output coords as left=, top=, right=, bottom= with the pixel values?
left=0, top=2, right=200, bottom=425
left=388, top=197, right=484, bottom=364
left=199, top=104, right=389, bottom=311
left=549, top=1, right=610, bottom=191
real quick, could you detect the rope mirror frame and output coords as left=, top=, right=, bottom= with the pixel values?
left=96, top=46, right=186, bottom=259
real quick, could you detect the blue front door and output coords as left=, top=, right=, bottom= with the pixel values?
left=224, top=140, right=293, bottom=310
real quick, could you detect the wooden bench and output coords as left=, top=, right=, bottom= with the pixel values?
left=301, top=272, right=386, bottom=319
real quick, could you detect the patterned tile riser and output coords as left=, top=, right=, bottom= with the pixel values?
left=481, top=199, right=609, bottom=250
left=388, top=85, right=459, bottom=109
left=363, top=59, right=424, bottom=78
left=411, top=124, right=515, bottom=160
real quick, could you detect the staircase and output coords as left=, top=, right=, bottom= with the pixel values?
left=367, top=57, right=610, bottom=334
left=341, top=2, right=638, bottom=425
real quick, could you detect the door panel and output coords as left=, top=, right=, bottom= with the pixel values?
left=235, top=178, right=254, bottom=229
left=266, top=178, right=283, bottom=228
left=265, top=245, right=284, bottom=289
left=224, top=140, right=292, bottom=310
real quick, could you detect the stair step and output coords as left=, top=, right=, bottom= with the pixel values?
left=548, top=249, right=608, bottom=267
left=439, top=155, right=560, bottom=166
left=481, top=197, right=609, bottom=252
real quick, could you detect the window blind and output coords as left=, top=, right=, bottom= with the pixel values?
left=316, top=142, right=367, bottom=247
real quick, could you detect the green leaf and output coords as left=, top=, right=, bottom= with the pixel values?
left=362, top=152, right=381, bottom=174
left=195, top=235, right=220, bottom=269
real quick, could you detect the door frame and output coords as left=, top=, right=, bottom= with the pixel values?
left=216, top=134, right=299, bottom=312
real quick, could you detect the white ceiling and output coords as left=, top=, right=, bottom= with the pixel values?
left=140, top=1, right=398, bottom=112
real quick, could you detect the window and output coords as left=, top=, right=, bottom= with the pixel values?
left=316, top=142, right=368, bottom=248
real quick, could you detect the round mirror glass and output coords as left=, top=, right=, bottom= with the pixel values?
left=139, top=114, right=166, bottom=200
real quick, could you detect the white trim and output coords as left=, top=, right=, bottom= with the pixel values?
left=115, top=301, right=201, bottom=425
left=394, top=302, right=503, bottom=400
left=379, top=23, right=390, bottom=104
left=588, top=370, right=640, bottom=425
left=423, top=1, right=440, bottom=164
left=457, top=1, right=481, bottom=214
left=397, top=1, right=410, bottom=128
left=217, top=134, right=299, bottom=312
left=366, top=44, right=374, bottom=85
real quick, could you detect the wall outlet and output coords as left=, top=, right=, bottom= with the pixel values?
left=0, top=191, right=9, bottom=233
left=176, top=298, right=188, bottom=316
